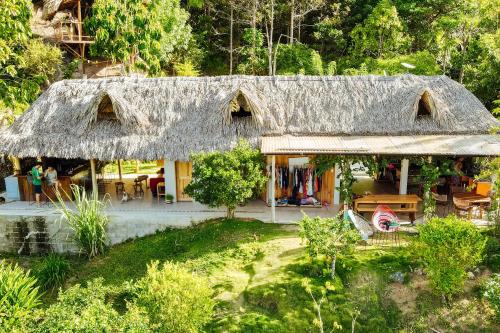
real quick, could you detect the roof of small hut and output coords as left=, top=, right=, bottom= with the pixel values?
left=1, top=75, right=498, bottom=160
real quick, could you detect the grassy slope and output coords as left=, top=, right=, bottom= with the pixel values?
left=3, top=219, right=499, bottom=332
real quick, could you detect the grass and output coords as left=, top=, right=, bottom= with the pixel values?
left=3, top=219, right=500, bottom=332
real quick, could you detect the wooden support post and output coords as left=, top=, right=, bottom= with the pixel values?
left=271, top=155, right=276, bottom=223
left=135, top=160, right=140, bottom=173
left=117, top=159, right=123, bottom=181
left=399, top=158, right=409, bottom=195
left=333, top=163, right=341, bottom=205
left=77, top=0, right=82, bottom=42
left=90, top=159, right=98, bottom=195
left=10, top=156, right=21, bottom=173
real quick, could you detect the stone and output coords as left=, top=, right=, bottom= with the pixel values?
left=467, top=271, right=475, bottom=279
left=389, top=271, right=405, bottom=283
left=414, top=268, right=424, bottom=276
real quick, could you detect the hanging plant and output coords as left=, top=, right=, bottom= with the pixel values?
left=415, top=157, right=455, bottom=221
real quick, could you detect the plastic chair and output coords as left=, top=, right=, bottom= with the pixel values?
left=157, top=182, right=166, bottom=203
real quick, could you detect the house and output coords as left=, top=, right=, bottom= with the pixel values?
left=1, top=75, right=499, bottom=222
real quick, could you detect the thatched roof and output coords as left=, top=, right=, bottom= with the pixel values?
left=1, top=75, right=498, bottom=160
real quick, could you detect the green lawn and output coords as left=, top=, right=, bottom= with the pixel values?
left=3, top=219, right=499, bottom=332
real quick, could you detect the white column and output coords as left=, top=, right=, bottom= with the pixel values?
left=90, top=159, right=98, bottom=195
left=333, top=163, right=341, bottom=205
left=271, top=155, right=276, bottom=223
left=164, top=160, right=177, bottom=202
left=399, top=158, right=409, bottom=195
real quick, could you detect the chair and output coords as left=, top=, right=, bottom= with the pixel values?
left=114, top=181, right=125, bottom=196
left=453, top=197, right=473, bottom=219
left=157, top=182, right=166, bottom=203
left=432, top=192, right=450, bottom=216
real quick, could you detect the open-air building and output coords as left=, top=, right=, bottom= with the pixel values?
left=0, top=75, right=499, bottom=252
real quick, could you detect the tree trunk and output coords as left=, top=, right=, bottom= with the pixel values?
left=251, top=0, right=257, bottom=75
left=331, top=254, right=337, bottom=279
left=289, top=0, right=294, bottom=44
left=227, top=207, right=236, bottom=219
left=229, top=4, right=234, bottom=75
left=267, top=0, right=275, bottom=76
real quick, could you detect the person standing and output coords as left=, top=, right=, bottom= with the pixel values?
left=45, top=166, right=59, bottom=192
left=31, top=162, right=43, bottom=206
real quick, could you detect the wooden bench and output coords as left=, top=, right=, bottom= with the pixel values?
left=354, top=194, right=422, bottom=223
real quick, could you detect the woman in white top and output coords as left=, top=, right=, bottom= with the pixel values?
left=45, top=166, right=59, bottom=192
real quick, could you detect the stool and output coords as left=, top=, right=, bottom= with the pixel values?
left=115, top=182, right=125, bottom=195
left=133, top=183, right=144, bottom=197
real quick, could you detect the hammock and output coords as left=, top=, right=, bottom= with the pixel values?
left=372, top=205, right=400, bottom=233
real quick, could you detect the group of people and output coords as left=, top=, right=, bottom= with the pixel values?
left=30, top=162, right=59, bottom=206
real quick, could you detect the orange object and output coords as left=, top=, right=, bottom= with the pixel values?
left=476, top=182, right=492, bottom=197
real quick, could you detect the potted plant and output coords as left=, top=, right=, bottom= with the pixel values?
left=165, top=194, right=174, bottom=204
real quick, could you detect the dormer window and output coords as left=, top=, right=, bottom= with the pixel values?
left=231, top=93, right=252, bottom=119
left=219, top=87, right=266, bottom=126
left=415, top=90, right=434, bottom=119
left=97, top=95, right=118, bottom=121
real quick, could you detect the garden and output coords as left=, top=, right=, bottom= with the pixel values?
left=1, top=141, right=500, bottom=332
left=2, top=217, right=499, bottom=332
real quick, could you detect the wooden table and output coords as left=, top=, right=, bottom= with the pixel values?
left=453, top=192, right=491, bottom=219
left=354, top=194, right=422, bottom=222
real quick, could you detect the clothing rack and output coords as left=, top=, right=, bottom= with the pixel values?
left=269, top=163, right=324, bottom=208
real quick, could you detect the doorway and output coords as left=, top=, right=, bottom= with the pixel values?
left=175, top=161, right=192, bottom=201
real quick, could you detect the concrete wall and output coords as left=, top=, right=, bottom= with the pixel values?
left=0, top=211, right=200, bottom=254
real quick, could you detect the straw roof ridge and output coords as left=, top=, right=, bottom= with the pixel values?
left=1, top=74, right=498, bottom=160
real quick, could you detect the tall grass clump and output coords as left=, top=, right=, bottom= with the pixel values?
left=34, top=254, right=70, bottom=290
left=0, top=261, right=41, bottom=331
left=55, top=185, right=109, bottom=259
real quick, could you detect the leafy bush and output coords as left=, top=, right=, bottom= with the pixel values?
left=55, top=185, right=109, bottom=258
left=413, top=215, right=486, bottom=299
left=34, top=254, right=70, bottom=290
left=33, top=278, right=149, bottom=333
left=299, top=214, right=360, bottom=278
left=0, top=261, right=40, bottom=331
left=184, top=139, right=267, bottom=218
left=133, top=261, right=214, bottom=333
left=484, top=273, right=500, bottom=321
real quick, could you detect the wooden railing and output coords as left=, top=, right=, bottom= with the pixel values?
left=53, top=20, right=94, bottom=43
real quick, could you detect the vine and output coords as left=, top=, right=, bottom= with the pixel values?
left=414, top=157, right=454, bottom=221
left=312, top=155, right=389, bottom=207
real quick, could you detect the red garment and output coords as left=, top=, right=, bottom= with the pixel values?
left=150, top=177, right=165, bottom=192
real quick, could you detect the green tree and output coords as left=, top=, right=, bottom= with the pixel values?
left=413, top=215, right=486, bottom=301
left=0, top=0, right=62, bottom=123
left=133, top=261, right=214, bottom=333
left=299, top=214, right=360, bottom=279
left=237, top=28, right=268, bottom=75
left=350, top=0, right=410, bottom=58
left=276, top=43, right=324, bottom=75
left=86, top=0, right=192, bottom=75
left=184, top=139, right=266, bottom=218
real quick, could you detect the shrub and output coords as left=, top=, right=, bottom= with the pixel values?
left=133, top=261, right=215, bottom=333
left=34, top=254, right=70, bottom=290
left=484, top=273, right=500, bottom=321
left=33, top=278, right=149, bottom=333
left=184, top=139, right=267, bottom=218
left=0, top=261, right=40, bottom=331
left=55, top=185, right=109, bottom=258
left=299, top=214, right=360, bottom=278
left=413, top=215, right=486, bottom=299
